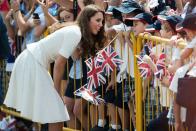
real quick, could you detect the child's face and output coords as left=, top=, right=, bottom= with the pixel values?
left=105, top=14, right=119, bottom=27
left=59, top=10, right=74, bottom=22
left=132, top=20, right=147, bottom=36
left=160, top=22, right=173, bottom=38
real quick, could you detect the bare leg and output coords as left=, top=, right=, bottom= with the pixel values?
left=73, top=98, right=88, bottom=131
left=98, top=104, right=106, bottom=126
left=107, top=103, right=120, bottom=126
left=49, top=122, right=63, bottom=131
left=64, top=96, right=80, bottom=129
left=128, top=100, right=136, bottom=129
left=90, top=105, right=98, bottom=127
left=118, top=107, right=130, bottom=130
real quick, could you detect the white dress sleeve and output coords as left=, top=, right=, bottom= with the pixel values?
left=59, top=26, right=82, bottom=58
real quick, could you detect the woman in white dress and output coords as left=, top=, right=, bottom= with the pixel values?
left=4, top=5, right=106, bottom=131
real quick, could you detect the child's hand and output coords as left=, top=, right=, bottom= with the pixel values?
left=170, top=35, right=185, bottom=48
left=106, top=80, right=115, bottom=92
left=143, top=55, right=152, bottom=63
left=149, top=52, right=157, bottom=62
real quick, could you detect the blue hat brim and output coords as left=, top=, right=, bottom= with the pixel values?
left=113, top=6, right=142, bottom=14
left=145, top=24, right=156, bottom=32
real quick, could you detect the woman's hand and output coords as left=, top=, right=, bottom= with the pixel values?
left=175, top=121, right=185, bottom=131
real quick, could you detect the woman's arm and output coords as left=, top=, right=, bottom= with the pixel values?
left=53, top=55, right=67, bottom=95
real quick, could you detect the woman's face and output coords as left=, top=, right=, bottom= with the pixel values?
left=59, top=10, right=74, bottom=22
left=89, top=12, right=104, bottom=35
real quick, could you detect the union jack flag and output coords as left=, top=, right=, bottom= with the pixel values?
left=96, top=45, right=123, bottom=76
left=74, top=84, right=105, bottom=105
left=136, top=55, right=151, bottom=78
left=85, top=57, right=106, bottom=90
left=154, top=53, right=167, bottom=80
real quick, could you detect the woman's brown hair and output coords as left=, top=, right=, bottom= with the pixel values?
left=76, top=4, right=106, bottom=56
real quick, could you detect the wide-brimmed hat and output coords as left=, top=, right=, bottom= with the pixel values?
left=125, top=12, right=154, bottom=26
left=113, top=0, right=143, bottom=14
left=176, top=13, right=196, bottom=32
left=157, top=15, right=183, bottom=32
left=105, top=6, right=116, bottom=15
left=145, top=20, right=161, bottom=32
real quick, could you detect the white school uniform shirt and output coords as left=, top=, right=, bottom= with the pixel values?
left=111, top=23, right=135, bottom=83
left=69, top=59, right=83, bottom=79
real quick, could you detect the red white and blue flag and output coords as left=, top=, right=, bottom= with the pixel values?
left=74, top=84, right=105, bottom=105
left=74, top=45, right=123, bottom=105
left=136, top=55, right=151, bottom=78
left=85, top=57, right=106, bottom=90
left=96, top=45, right=123, bottom=76
left=154, top=53, right=167, bottom=80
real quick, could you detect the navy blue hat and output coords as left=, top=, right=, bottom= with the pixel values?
left=176, top=13, right=196, bottom=31
left=125, top=13, right=154, bottom=26
left=105, top=6, right=116, bottom=15
left=113, top=0, right=143, bottom=14
left=145, top=20, right=161, bottom=32
left=157, top=15, right=183, bottom=29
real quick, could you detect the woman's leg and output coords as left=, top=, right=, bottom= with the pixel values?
left=64, top=96, right=80, bottom=129
left=49, top=122, right=64, bottom=131
left=73, top=98, right=88, bottom=131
